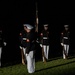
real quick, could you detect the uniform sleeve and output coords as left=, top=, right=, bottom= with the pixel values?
left=68, top=31, right=70, bottom=39
left=40, top=31, right=43, bottom=44
left=26, top=34, right=31, bottom=54
left=3, top=31, right=7, bottom=46
left=60, top=32, right=63, bottom=43
left=19, top=32, right=22, bottom=40
left=35, top=32, right=39, bottom=42
left=47, top=31, right=49, bottom=39
left=19, top=32, right=23, bottom=45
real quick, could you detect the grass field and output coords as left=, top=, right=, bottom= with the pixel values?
left=0, top=55, right=75, bottom=75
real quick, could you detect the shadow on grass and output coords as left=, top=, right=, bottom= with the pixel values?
left=47, top=54, right=75, bottom=62
left=47, top=57, right=62, bottom=62
left=2, top=55, right=75, bottom=68
left=68, top=55, right=75, bottom=59
left=36, top=58, right=75, bottom=72
left=2, top=60, right=21, bottom=68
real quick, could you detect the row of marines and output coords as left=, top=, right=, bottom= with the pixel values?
left=19, top=24, right=70, bottom=73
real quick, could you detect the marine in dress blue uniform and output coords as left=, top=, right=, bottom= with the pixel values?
left=19, top=24, right=27, bottom=65
left=24, top=24, right=36, bottom=73
left=0, top=29, right=6, bottom=67
left=60, top=25, right=70, bottom=59
left=40, top=24, right=49, bottom=63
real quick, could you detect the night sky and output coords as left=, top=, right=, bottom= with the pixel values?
left=1, top=0, right=75, bottom=64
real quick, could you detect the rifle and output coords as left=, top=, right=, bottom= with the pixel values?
left=21, top=47, right=25, bottom=65
left=63, top=46, right=67, bottom=56
left=42, top=46, right=47, bottom=63
left=35, top=1, right=38, bottom=32
left=61, top=38, right=67, bottom=59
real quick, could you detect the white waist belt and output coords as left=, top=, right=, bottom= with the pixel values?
left=23, top=38, right=26, bottom=40
left=43, top=37, right=48, bottom=39
left=63, top=37, right=68, bottom=39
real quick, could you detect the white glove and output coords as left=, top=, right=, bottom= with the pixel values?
left=26, top=53, right=28, bottom=56
left=61, top=43, right=64, bottom=46
left=40, top=44, right=42, bottom=47
left=4, top=42, right=7, bottom=46
left=19, top=46, right=22, bottom=49
left=36, top=40, right=39, bottom=43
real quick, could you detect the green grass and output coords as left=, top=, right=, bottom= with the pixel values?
left=0, top=56, right=75, bottom=75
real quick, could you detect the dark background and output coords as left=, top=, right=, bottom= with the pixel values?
left=1, top=0, right=75, bottom=65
